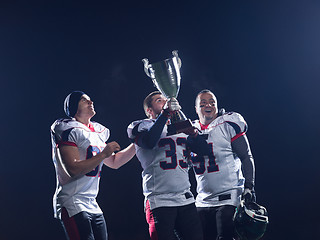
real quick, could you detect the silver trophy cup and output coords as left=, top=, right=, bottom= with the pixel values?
left=142, top=50, right=192, bottom=135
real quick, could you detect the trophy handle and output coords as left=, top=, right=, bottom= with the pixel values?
left=172, top=50, right=182, bottom=68
left=142, top=58, right=152, bottom=78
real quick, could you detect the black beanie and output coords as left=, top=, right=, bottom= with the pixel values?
left=64, top=91, right=85, bottom=118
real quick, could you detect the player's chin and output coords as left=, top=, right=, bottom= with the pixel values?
left=204, top=114, right=214, bottom=120
left=90, top=110, right=96, bottom=116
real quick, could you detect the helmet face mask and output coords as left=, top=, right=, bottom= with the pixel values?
left=233, top=200, right=269, bottom=240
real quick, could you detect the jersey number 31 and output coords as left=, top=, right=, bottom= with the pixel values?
left=191, top=143, right=219, bottom=174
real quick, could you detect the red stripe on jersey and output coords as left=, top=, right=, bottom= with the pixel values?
left=231, top=132, right=246, bottom=142
left=145, top=200, right=159, bottom=240
left=61, top=207, right=81, bottom=240
left=59, top=141, right=77, bottom=147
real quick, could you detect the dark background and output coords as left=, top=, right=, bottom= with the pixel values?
left=1, top=0, right=319, bottom=239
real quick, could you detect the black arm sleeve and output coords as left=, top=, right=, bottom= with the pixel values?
left=231, top=135, right=255, bottom=189
left=135, top=111, right=170, bottom=149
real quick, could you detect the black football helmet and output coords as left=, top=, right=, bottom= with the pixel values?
left=233, top=200, right=269, bottom=240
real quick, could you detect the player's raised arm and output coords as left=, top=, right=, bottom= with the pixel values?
left=103, top=143, right=136, bottom=169
left=126, top=90, right=203, bottom=239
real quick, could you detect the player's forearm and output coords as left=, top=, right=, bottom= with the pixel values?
left=104, top=143, right=136, bottom=169
left=66, top=152, right=108, bottom=178
left=242, top=156, right=255, bottom=189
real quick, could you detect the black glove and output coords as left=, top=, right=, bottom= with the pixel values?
left=242, top=188, right=256, bottom=203
left=183, top=126, right=199, bottom=137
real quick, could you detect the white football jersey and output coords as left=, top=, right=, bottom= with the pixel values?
left=127, top=119, right=195, bottom=210
left=191, top=112, right=247, bottom=208
left=51, top=118, right=110, bottom=219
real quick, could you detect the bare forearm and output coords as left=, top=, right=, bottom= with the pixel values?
left=71, top=153, right=108, bottom=177
left=59, top=145, right=108, bottom=178
left=104, top=143, right=136, bottom=169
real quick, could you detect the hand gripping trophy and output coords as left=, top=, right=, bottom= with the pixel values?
left=142, top=50, right=193, bottom=135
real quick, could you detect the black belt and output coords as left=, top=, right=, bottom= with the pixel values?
left=218, top=194, right=231, bottom=201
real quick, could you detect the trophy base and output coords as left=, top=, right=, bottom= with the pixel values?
left=167, top=119, right=193, bottom=136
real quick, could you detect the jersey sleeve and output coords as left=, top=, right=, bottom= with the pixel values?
left=60, top=128, right=81, bottom=147
left=127, top=119, right=154, bottom=142
left=128, top=112, right=170, bottom=149
left=128, top=120, right=144, bottom=138
left=222, top=112, right=248, bottom=142
left=52, top=119, right=83, bottom=147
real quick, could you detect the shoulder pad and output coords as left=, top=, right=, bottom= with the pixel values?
left=222, top=112, right=246, bottom=125
left=51, top=118, right=81, bottom=133
left=220, top=112, right=248, bottom=136
left=127, top=119, right=155, bottom=139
